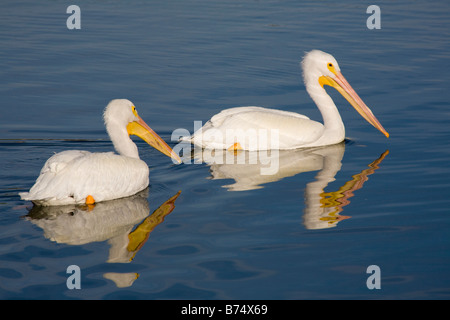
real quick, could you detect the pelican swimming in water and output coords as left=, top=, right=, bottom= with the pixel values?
left=185, top=50, right=389, bottom=150
left=20, top=99, right=181, bottom=206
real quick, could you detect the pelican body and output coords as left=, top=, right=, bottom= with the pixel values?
left=187, top=50, right=389, bottom=150
left=20, top=99, right=180, bottom=206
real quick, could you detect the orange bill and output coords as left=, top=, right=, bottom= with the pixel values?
left=127, top=116, right=181, bottom=163
left=319, top=72, right=389, bottom=138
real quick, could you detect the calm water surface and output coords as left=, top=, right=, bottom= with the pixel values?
left=1, top=0, right=450, bottom=299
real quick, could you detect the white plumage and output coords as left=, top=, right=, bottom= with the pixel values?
left=186, top=50, right=389, bottom=150
left=20, top=99, right=180, bottom=206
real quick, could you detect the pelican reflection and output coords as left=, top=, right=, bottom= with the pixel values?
left=25, top=189, right=181, bottom=287
left=303, top=149, right=388, bottom=229
left=196, top=143, right=388, bottom=229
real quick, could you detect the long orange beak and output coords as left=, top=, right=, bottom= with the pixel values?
left=319, top=72, right=389, bottom=138
left=127, top=116, right=181, bottom=163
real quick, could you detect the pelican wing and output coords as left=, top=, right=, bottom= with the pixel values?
left=20, top=151, right=149, bottom=205
left=210, top=106, right=310, bottom=126
left=193, top=106, right=324, bottom=150
left=20, top=150, right=89, bottom=203
left=39, top=150, right=91, bottom=175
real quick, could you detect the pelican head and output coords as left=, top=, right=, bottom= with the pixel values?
left=302, top=50, right=389, bottom=138
left=103, top=99, right=181, bottom=163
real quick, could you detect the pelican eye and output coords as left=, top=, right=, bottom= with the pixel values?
left=131, top=105, right=138, bottom=116
left=327, top=62, right=336, bottom=74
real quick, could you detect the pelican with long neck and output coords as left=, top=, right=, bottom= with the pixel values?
left=20, top=99, right=180, bottom=206
left=186, top=50, right=389, bottom=151
left=302, top=51, right=346, bottom=145
left=302, top=50, right=388, bottom=145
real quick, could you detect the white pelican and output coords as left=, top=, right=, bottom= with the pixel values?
left=20, top=99, right=181, bottom=206
left=186, top=50, right=389, bottom=150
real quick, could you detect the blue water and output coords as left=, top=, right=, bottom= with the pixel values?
left=1, top=0, right=450, bottom=299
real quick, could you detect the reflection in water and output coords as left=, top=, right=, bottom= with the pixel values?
left=304, top=149, right=389, bottom=229
left=25, top=189, right=181, bottom=288
left=197, top=143, right=389, bottom=229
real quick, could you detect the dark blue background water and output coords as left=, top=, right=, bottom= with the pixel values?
left=1, top=0, right=450, bottom=299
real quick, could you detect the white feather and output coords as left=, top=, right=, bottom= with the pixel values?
left=20, top=151, right=148, bottom=205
